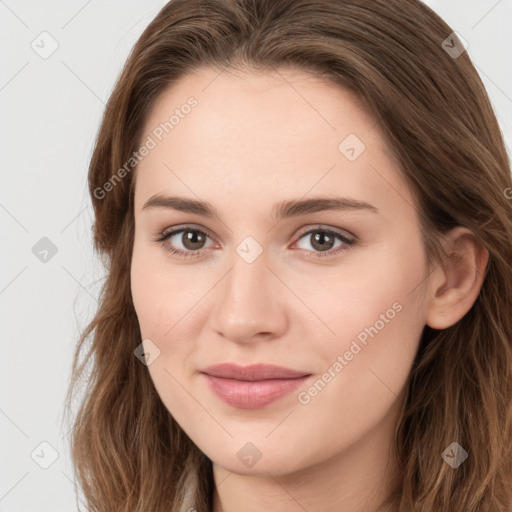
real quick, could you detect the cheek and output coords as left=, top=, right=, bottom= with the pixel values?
left=130, top=238, right=194, bottom=339
left=304, top=225, right=427, bottom=346
left=296, top=295, right=423, bottom=463
left=299, top=229, right=426, bottom=382
left=130, top=246, right=161, bottom=338
left=130, top=239, right=201, bottom=395
left=297, top=230, right=427, bottom=421
left=131, top=248, right=197, bottom=427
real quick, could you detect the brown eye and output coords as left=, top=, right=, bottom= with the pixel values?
left=293, top=228, right=356, bottom=257
left=156, top=227, right=215, bottom=258
left=178, top=229, right=208, bottom=250
left=309, top=231, right=337, bottom=252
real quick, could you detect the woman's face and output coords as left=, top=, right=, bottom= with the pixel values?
left=130, top=67, right=430, bottom=476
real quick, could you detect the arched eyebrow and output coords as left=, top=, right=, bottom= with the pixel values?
left=141, top=194, right=379, bottom=222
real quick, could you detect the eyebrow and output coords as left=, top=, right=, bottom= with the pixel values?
left=141, top=194, right=379, bottom=222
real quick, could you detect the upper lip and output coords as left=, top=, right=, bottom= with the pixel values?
left=201, top=363, right=311, bottom=381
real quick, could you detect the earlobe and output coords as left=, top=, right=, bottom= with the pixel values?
left=425, top=227, right=489, bottom=330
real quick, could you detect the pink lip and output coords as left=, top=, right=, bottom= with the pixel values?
left=200, top=363, right=311, bottom=409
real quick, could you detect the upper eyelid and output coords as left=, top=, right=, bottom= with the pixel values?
left=158, top=223, right=217, bottom=243
left=295, top=224, right=356, bottom=241
left=161, top=223, right=214, bottom=238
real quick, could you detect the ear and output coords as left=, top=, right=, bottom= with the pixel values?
left=425, top=227, right=489, bottom=329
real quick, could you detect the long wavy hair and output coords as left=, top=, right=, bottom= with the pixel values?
left=64, top=0, right=512, bottom=510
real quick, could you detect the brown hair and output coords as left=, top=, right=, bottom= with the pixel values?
left=64, top=0, right=512, bottom=510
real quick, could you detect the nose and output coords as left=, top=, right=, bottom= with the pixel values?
left=209, top=249, right=289, bottom=345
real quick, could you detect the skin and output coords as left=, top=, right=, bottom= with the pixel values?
left=130, top=67, right=488, bottom=512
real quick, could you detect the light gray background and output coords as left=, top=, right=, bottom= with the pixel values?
left=1, top=1, right=511, bottom=510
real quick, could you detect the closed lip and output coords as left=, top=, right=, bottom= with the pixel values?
left=200, top=363, right=311, bottom=381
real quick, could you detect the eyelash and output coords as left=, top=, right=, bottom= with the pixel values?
left=153, top=224, right=357, bottom=260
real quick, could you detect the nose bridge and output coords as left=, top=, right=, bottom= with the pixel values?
left=223, top=246, right=272, bottom=318
left=211, top=244, right=286, bottom=342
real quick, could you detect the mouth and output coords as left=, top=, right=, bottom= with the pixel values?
left=200, top=363, right=312, bottom=409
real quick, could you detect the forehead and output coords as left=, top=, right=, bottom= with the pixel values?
left=133, top=67, right=414, bottom=220
left=140, top=66, right=379, bottom=153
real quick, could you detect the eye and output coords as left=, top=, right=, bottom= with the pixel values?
left=153, top=224, right=357, bottom=259
left=154, top=226, right=216, bottom=259
left=292, top=227, right=356, bottom=258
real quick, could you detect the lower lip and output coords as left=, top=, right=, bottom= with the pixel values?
left=201, top=373, right=311, bottom=409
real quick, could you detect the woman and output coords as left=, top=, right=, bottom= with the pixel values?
left=65, top=0, right=512, bottom=510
